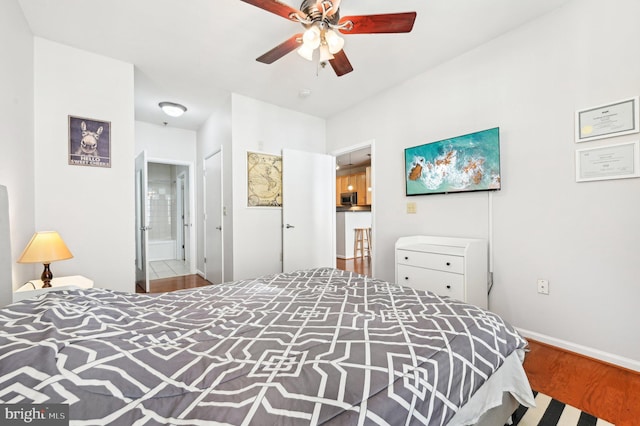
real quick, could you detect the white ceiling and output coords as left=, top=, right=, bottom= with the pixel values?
left=336, top=146, right=371, bottom=172
left=18, top=0, right=571, bottom=131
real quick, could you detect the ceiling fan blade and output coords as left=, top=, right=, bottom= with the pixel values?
left=328, top=50, right=353, bottom=77
left=338, top=12, right=417, bottom=34
left=256, top=33, right=303, bottom=64
left=240, top=0, right=303, bottom=21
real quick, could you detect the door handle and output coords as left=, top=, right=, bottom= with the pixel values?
left=215, top=226, right=222, bottom=230
left=285, top=224, right=295, bottom=229
left=140, top=226, right=152, bottom=231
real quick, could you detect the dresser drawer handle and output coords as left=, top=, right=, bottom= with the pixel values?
left=404, top=256, right=409, bottom=260
left=446, top=285, right=451, bottom=289
left=404, top=277, right=409, bottom=280
left=446, top=262, right=451, bottom=266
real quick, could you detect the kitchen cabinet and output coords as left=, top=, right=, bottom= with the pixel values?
left=395, top=236, right=488, bottom=309
left=336, top=171, right=369, bottom=206
left=335, top=176, right=345, bottom=205
left=365, top=166, right=372, bottom=205
left=354, top=173, right=367, bottom=205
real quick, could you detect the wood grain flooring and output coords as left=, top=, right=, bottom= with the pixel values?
left=138, top=274, right=211, bottom=294
left=524, top=339, right=640, bottom=426
left=140, top=273, right=639, bottom=425
left=336, top=257, right=371, bottom=276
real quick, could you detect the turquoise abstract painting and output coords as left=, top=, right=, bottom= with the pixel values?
left=405, top=127, right=501, bottom=196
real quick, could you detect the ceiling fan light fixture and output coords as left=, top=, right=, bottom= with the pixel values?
left=302, top=25, right=321, bottom=49
left=319, top=44, right=334, bottom=62
left=159, top=101, right=187, bottom=117
left=246, top=0, right=417, bottom=77
left=324, top=29, right=344, bottom=54
left=297, top=44, right=315, bottom=61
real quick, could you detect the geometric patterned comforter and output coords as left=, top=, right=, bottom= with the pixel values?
left=0, top=267, right=527, bottom=425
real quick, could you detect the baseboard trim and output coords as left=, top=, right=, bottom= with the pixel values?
left=517, top=328, right=640, bottom=373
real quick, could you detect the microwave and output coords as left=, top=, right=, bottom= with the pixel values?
left=340, top=192, right=357, bottom=206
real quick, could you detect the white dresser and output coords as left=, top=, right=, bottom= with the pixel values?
left=395, top=236, right=488, bottom=309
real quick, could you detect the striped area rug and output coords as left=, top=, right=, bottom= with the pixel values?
left=511, top=391, right=615, bottom=426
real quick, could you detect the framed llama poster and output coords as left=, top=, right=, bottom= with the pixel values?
left=68, top=115, right=111, bottom=168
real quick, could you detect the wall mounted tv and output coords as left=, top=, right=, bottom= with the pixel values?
left=405, top=127, right=501, bottom=196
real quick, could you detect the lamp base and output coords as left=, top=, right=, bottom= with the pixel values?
left=41, top=263, right=53, bottom=288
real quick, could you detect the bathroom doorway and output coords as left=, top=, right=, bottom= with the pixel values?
left=146, top=161, right=194, bottom=280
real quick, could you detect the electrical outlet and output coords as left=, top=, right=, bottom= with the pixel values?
left=537, top=279, right=549, bottom=295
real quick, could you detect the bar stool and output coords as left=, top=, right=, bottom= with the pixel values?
left=366, top=227, right=372, bottom=255
left=354, top=227, right=371, bottom=259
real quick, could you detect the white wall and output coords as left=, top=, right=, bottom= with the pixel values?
left=196, top=95, right=233, bottom=281
left=0, top=0, right=35, bottom=298
left=231, top=94, right=326, bottom=279
left=135, top=121, right=196, bottom=162
left=34, top=38, right=135, bottom=293
left=327, top=0, right=640, bottom=368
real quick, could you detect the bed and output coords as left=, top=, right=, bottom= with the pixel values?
left=0, top=266, right=534, bottom=425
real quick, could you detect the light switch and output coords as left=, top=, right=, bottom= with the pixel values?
left=407, top=202, right=417, bottom=214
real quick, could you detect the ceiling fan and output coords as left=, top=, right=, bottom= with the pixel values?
left=241, top=0, right=417, bottom=76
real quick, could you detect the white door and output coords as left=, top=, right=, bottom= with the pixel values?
left=204, top=150, right=223, bottom=284
left=282, top=149, right=336, bottom=272
left=176, top=171, right=187, bottom=261
left=134, top=151, right=149, bottom=292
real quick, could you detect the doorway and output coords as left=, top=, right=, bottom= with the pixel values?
left=146, top=162, right=193, bottom=280
left=332, top=141, right=375, bottom=277
left=135, top=154, right=196, bottom=292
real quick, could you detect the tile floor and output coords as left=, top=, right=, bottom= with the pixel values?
left=149, top=259, right=191, bottom=280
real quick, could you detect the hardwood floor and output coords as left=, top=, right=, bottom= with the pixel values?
left=139, top=274, right=640, bottom=425
left=336, top=256, right=371, bottom=276
left=137, top=274, right=211, bottom=294
left=524, top=339, right=640, bottom=426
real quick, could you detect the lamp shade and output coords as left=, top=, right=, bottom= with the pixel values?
left=324, top=29, right=344, bottom=54
left=297, top=44, right=315, bottom=61
left=17, top=231, right=73, bottom=264
left=302, top=26, right=321, bottom=49
left=319, top=44, right=334, bottom=62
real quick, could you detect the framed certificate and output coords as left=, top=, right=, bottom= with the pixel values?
left=575, top=141, right=640, bottom=182
left=575, top=97, right=639, bottom=142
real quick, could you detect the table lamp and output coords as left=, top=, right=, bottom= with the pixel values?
left=17, top=231, right=73, bottom=288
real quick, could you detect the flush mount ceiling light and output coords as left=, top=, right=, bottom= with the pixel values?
left=159, top=102, right=187, bottom=117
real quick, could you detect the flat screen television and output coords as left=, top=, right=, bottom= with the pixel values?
left=405, top=127, right=501, bottom=196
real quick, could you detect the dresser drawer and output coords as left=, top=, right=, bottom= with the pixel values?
left=396, top=249, right=464, bottom=274
left=397, top=264, right=464, bottom=301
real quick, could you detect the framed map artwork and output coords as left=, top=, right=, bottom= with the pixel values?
left=247, top=151, right=282, bottom=207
